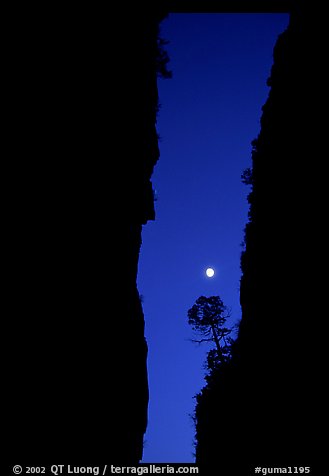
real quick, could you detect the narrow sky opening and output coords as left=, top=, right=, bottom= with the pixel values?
left=138, top=13, right=289, bottom=463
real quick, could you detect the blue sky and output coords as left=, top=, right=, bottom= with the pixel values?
left=138, top=13, right=289, bottom=462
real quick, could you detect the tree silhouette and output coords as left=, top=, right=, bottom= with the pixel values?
left=156, top=37, right=172, bottom=79
left=188, top=295, right=232, bottom=364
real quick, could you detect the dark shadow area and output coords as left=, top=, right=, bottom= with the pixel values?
left=193, top=5, right=322, bottom=473
left=4, top=5, right=168, bottom=464
left=3, top=1, right=322, bottom=471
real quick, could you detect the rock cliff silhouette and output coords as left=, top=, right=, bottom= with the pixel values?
left=193, top=4, right=321, bottom=473
left=4, top=6, right=168, bottom=464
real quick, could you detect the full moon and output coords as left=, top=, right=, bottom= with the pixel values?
left=206, top=267, right=215, bottom=278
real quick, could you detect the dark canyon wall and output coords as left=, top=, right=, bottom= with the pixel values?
left=4, top=6, right=167, bottom=464
left=194, top=5, right=321, bottom=473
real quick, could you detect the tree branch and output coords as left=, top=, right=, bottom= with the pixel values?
left=190, top=338, right=214, bottom=345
